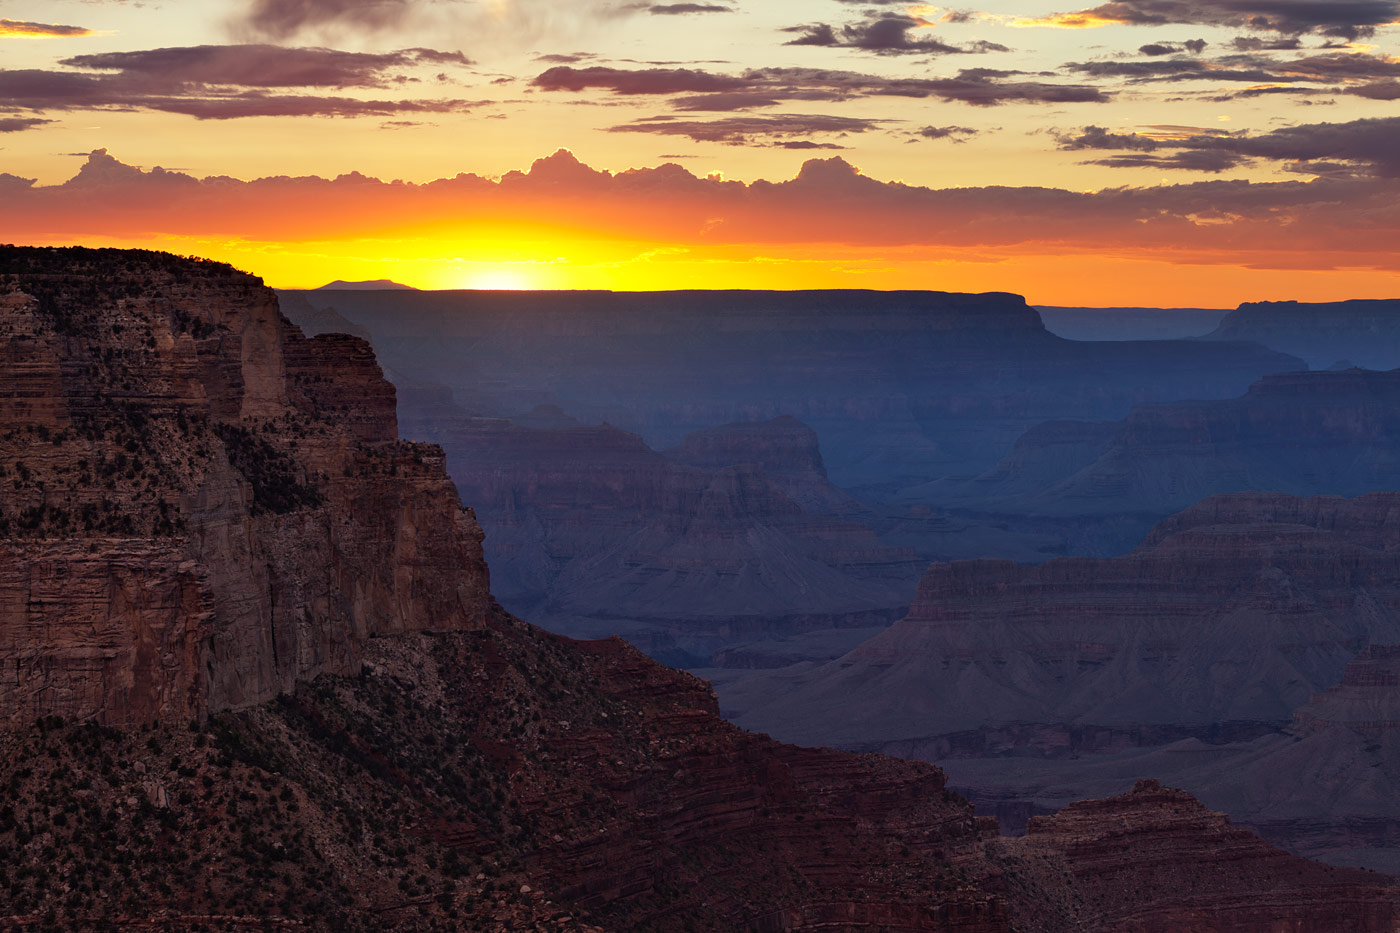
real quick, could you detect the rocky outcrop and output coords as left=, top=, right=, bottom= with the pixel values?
left=1204, top=298, right=1400, bottom=370
left=11, top=609, right=1390, bottom=931
left=722, top=492, right=1400, bottom=747
left=0, top=246, right=490, bottom=728
left=994, top=779, right=1399, bottom=932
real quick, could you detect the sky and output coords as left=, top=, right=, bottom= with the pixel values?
left=1, top=0, right=1399, bottom=304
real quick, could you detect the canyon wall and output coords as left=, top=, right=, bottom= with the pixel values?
left=0, top=246, right=491, bottom=727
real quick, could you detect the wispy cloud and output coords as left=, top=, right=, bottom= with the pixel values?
left=0, top=19, right=94, bottom=39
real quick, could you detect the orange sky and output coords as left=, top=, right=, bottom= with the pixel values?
left=2, top=1, right=1400, bottom=304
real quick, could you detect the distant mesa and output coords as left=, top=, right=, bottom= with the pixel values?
left=313, top=278, right=417, bottom=291
left=1204, top=298, right=1400, bottom=370
left=285, top=286, right=1300, bottom=493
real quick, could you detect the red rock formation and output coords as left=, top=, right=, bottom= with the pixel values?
left=995, top=779, right=1399, bottom=932
left=0, top=246, right=491, bottom=727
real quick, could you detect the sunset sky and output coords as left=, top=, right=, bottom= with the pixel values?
left=3, top=0, right=1400, bottom=304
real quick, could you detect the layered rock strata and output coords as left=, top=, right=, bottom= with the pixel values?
left=0, top=246, right=490, bottom=728
left=402, top=408, right=924, bottom=660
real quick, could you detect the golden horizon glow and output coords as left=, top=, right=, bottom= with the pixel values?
left=3, top=0, right=1400, bottom=306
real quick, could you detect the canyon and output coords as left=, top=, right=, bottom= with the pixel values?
left=282, top=287, right=1299, bottom=493
left=3, top=246, right=1393, bottom=929
left=721, top=492, right=1400, bottom=871
left=279, top=287, right=1307, bottom=662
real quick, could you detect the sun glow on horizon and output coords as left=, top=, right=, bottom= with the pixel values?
left=463, top=267, right=535, bottom=291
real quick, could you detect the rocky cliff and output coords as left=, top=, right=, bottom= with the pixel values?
left=1204, top=298, right=1400, bottom=370
left=0, top=246, right=491, bottom=728
left=722, top=492, right=1400, bottom=748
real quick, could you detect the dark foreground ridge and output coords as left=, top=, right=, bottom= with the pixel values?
left=0, top=247, right=1394, bottom=930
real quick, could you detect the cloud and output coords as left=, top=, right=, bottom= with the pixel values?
left=782, top=12, right=1008, bottom=54
left=59, top=45, right=472, bottom=88
left=916, top=124, right=978, bottom=139
left=533, top=64, right=1110, bottom=108
left=7, top=147, right=1400, bottom=279
left=1016, top=0, right=1400, bottom=39
left=1062, top=50, right=1400, bottom=96
left=533, top=65, right=746, bottom=94
left=1059, top=124, right=1161, bottom=149
left=236, top=0, right=413, bottom=40
left=0, top=44, right=479, bottom=120
left=1138, top=38, right=1208, bottom=54
left=1084, top=149, right=1248, bottom=170
left=648, top=3, right=734, bottom=13
left=231, top=0, right=651, bottom=46
left=0, top=116, right=53, bottom=132
left=0, top=19, right=94, bottom=38
left=607, top=112, right=887, bottom=144
left=1060, top=115, right=1400, bottom=176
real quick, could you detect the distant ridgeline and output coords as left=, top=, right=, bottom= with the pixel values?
left=280, top=287, right=1300, bottom=492
left=1204, top=298, right=1400, bottom=370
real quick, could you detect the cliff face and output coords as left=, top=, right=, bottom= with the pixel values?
left=0, top=246, right=490, bottom=728
left=723, top=492, right=1400, bottom=747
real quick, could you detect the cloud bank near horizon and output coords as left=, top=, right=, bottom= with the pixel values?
left=4, top=145, right=1398, bottom=275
